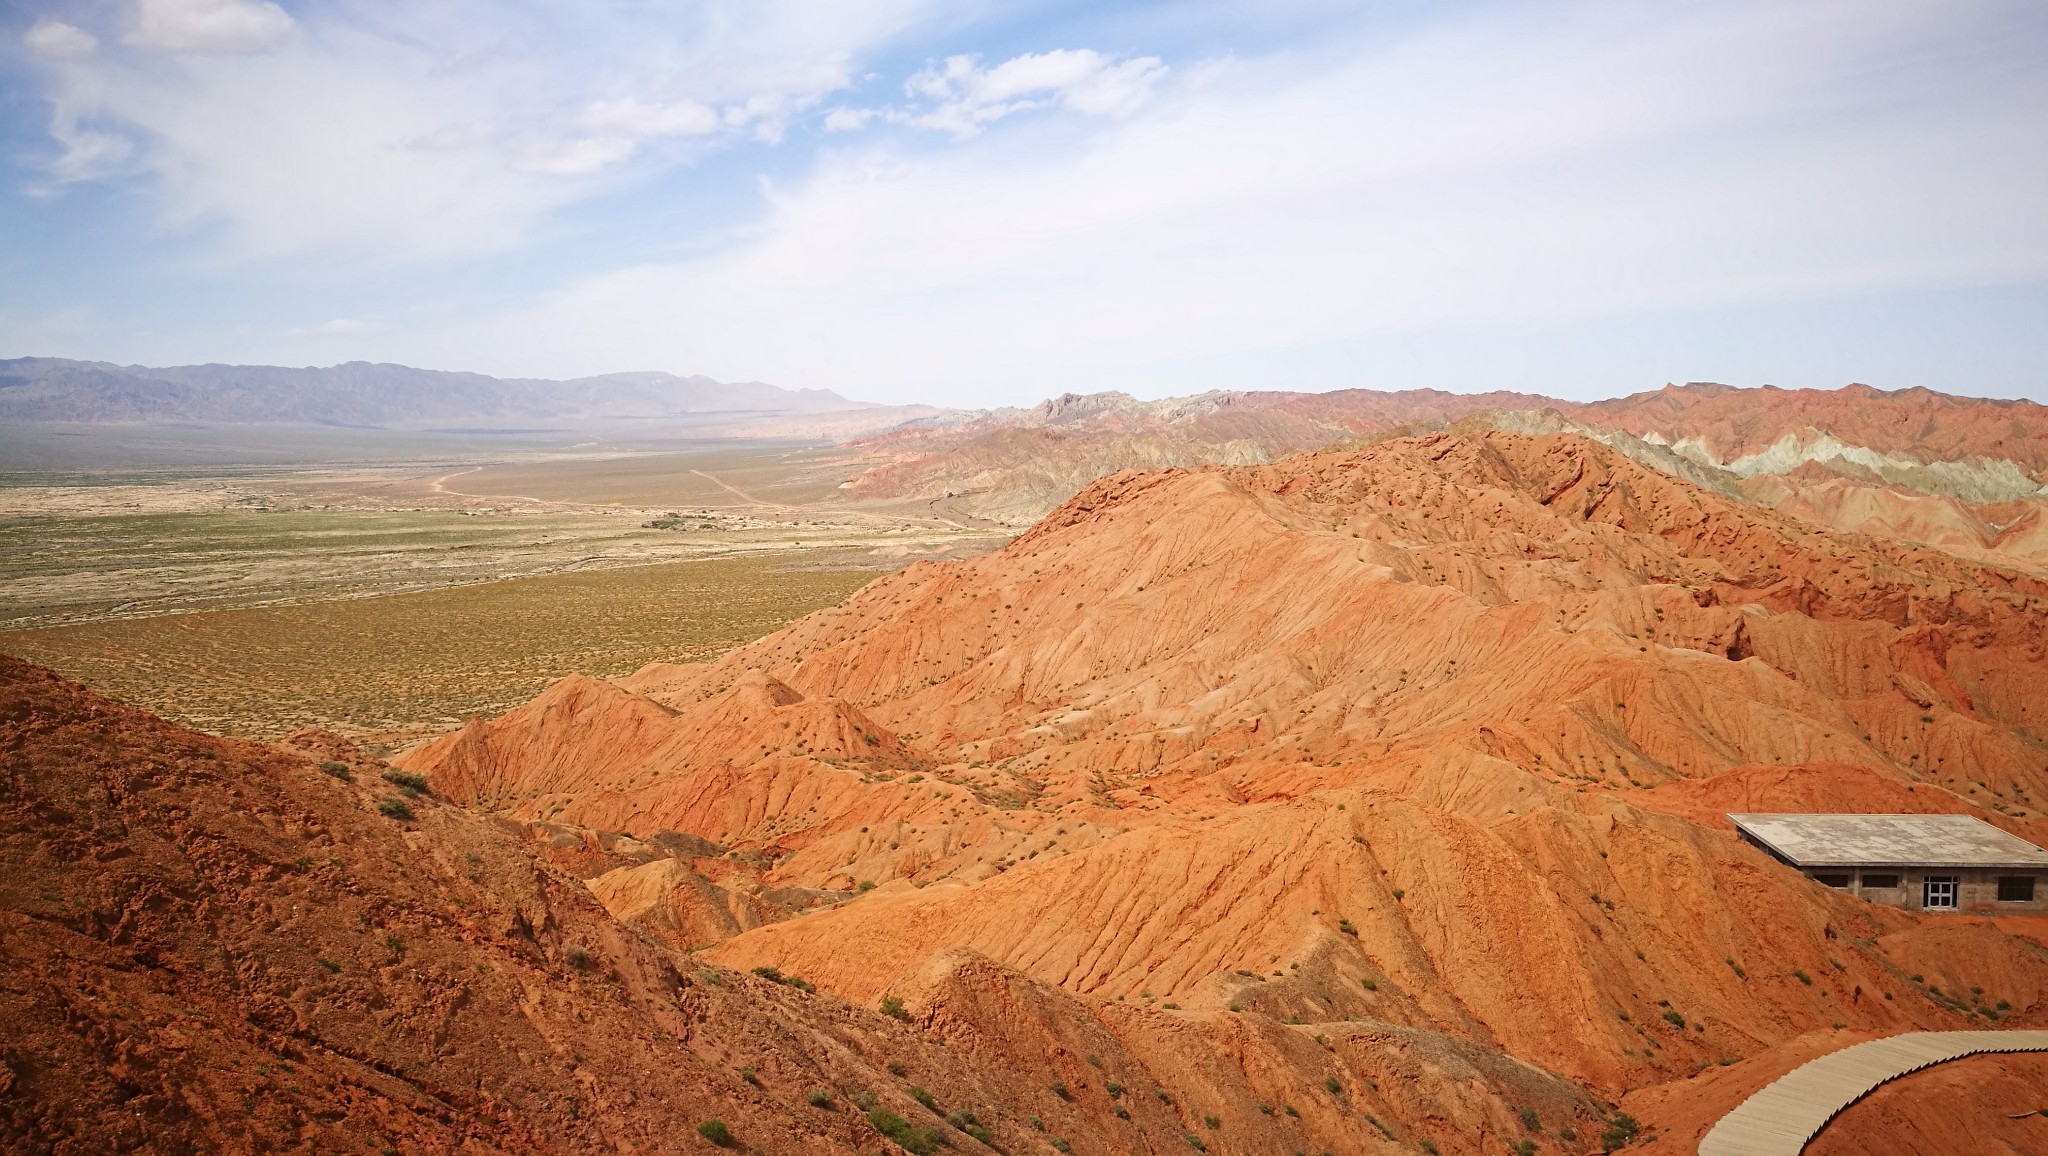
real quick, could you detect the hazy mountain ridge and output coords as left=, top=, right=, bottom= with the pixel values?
left=845, top=384, right=2048, bottom=569
left=0, top=357, right=882, bottom=428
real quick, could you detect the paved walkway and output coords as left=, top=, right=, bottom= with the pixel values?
left=1698, top=1030, right=2048, bottom=1155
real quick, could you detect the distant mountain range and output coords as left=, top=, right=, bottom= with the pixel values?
left=0, top=357, right=910, bottom=429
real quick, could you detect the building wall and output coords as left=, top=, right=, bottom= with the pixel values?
left=1800, top=867, right=2047, bottom=913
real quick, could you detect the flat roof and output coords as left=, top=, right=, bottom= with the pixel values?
left=1729, top=813, right=2048, bottom=870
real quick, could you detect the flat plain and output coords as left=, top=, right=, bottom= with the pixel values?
left=0, top=433, right=1006, bottom=742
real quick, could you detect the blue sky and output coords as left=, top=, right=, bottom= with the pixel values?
left=3, top=0, right=2046, bottom=406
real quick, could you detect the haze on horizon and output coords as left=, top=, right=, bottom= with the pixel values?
left=4, top=0, right=2046, bottom=408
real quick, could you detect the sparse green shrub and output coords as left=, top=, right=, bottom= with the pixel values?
left=1793, top=969, right=1812, bottom=986
left=1184, top=1135, right=1207, bottom=1151
left=1323, top=1076, right=1342, bottom=1095
left=1512, top=1141, right=1537, bottom=1156
left=1519, top=1106, right=1540, bottom=1131
left=1599, top=1112, right=1640, bottom=1151
left=868, top=1107, right=938, bottom=1155
left=319, top=761, right=351, bottom=779
left=1661, top=1010, right=1685, bottom=1029
left=696, top=1119, right=733, bottom=1146
left=1051, top=1141, right=1071, bottom=1153
left=880, top=995, right=911, bottom=1021
left=858, top=879, right=877, bottom=891
left=1337, top=919, right=1356, bottom=935
left=377, top=797, right=414, bottom=821
left=887, top=1061, right=906, bottom=1077
left=564, top=944, right=591, bottom=970
left=382, top=769, right=429, bottom=796
left=807, top=1090, right=835, bottom=1110
left=947, top=1110, right=994, bottom=1143
left=1051, top=1080, right=1070, bottom=1099
left=317, top=958, right=339, bottom=973
left=1204, top=1114, right=1221, bottom=1129
left=1360, top=977, right=1378, bottom=991
left=1106, top=1081, right=1124, bottom=1099
left=908, top=1086, right=935, bottom=1110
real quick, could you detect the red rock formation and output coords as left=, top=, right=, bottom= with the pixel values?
left=396, top=432, right=2048, bottom=1147
left=1, top=655, right=1620, bottom=1154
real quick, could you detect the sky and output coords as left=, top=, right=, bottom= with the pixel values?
left=3, top=0, right=2046, bottom=407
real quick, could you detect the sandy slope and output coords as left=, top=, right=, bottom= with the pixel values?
left=396, top=431, right=2048, bottom=1150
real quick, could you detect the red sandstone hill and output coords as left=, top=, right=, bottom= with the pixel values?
left=396, top=430, right=2048, bottom=1148
left=0, top=654, right=1648, bottom=1154
left=841, top=385, right=2048, bottom=554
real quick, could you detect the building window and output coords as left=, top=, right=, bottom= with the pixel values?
left=1923, top=876, right=1959, bottom=909
left=1813, top=873, right=1851, bottom=889
left=1998, top=876, right=2037, bottom=903
left=1860, top=874, right=1899, bottom=889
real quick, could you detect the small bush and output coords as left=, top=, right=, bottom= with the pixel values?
left=1284, top=1104, right=1299, bottom=1117
left=908, top=1086, right=935, bottom=1110
left=1360, top=977, right=1378, bottom=991
left=1661, top=1010, right=1685, bottom=1029
left=319, top=761, right=351, bottom=779
left=1512, top=1141, right=1537, bottom=1156
left=696, top=1119, right=733, bottom=1147
left=1106, top=1081, right=1125, bottom=1099
left=867, top=1107, right=938, bottom=1155
left=887, top=1061, right=906, bottom=1077
left=1051, top=1141, right=1071, bottom=1154
left=1184, top=1134, right=1207, bottom=1151
left=1203, top=1114, right=1220, bottom=1129
left=880, top=995, right=911, bottom=1021
left=382, top=769, right=430, bottom=796
left=1519, top=1106, right=1540, bottom=1131
left=806, top=1089, right=835, bottom=1110
left=1337, top=919, right=1356, bottom=935
left=947, top=1109, right=993, bottom=1143
left=1792, top=969, right=1812, bottom=986
left=1323, top=1076, right=1342, bottom=1095
left=317, top=958, right=340, bottom=973
left=376, top=797, right=414, bottom=821
left=564, top=944, right=591, bottom=970
left=739, top=1067, right=760, bottom=1088
left=1051, top=1080, right=1070, bottom=1099
left=858, top=879, right=877, bottom=891
left=1600, top=1112, right=1640, bottom=1151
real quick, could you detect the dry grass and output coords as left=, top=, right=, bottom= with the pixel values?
left=0, top=554, right=875, bottom=742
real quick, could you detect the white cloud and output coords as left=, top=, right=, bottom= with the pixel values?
left=516, top=136, right=636, bottom=176
left=585, top=97, right=722, bottom=138
left=24, top=19, right=97, bottom=60
left=25, top=0, right=933, bottom=261
left=902, top=49, right=1168, bottom=137
left=127, top=0, right=296, bottom=56
left=405, top=0, right=2048, bottom=402
left=823, top=106, right=878, bottom=132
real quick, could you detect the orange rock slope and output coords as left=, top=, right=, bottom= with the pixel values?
left=4, top=653, right=1636, bottom=1155
left=403, top=430, right=2048, bottom=1147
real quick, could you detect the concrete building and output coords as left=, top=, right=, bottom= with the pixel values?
left=1730, top=813, right=2048, bottom=914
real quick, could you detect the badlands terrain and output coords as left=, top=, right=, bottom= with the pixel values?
left=6, top=382, right=2048, bottom=1153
